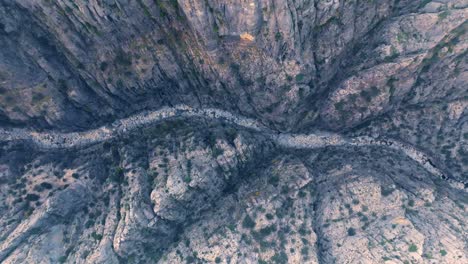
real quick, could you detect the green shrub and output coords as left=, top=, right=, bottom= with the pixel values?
left=114, top=50, right=132, bottom=66
left=100, top=61, right=108, bottom=71
left=183, top=176, right=192, bottom=183
left=301, top=246, right=309, bottom=256
left=224, top=128, right=237, bottom=143
left=40, top=182, right=53, bottom=189
left=298, top=224, right=308, bottom=236
left=212, top=147, right=224, bottom=157
left=360, top=215, right=369, bottom=222
left=419, top=0, right=432, bottom=8
left=58, top=256, right=67, bottom=263
left=110, top=167, right=124, bottom=183
left=26, top=193, right=40, bottom=201
left=242, top=214, right=256, bottom=229
left=85, top=220, right=95, bottom=228
left=275, top=32, right=282, bottom=41
left=408, top=244, right=418, bottom=252
left=295, top=74, right=304, bottom=82
left=360, top=86, right=380, bottom=102
left=334, top=101, right=346, bottom=111
left=268, top=175, right=280, bottom=186
left=381, top=186, right=394, bottom=196
left=347, top=227, right=356, bottom=236
left=32, top=92, right=45, bottom=103
left=440, top=249, right=447, bottom=256
left=203, top=132, right=217, bottom=147
left=266, top=213, right=274, bottom=220
left=348, top=94, right=358, bottom=103
left=230, top=63, right=240, bottom=73
left=256, top=225, right=277, bottom=239
left=91, top=232, right=103, bottom=241
left=271, top=251, right=288, bottom=264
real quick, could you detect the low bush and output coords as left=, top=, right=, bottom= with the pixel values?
left=242, top=214, right=256, bottom=229
left=408, top=244, right=418, bottom=252
left=25, top=193, right=40, bottom=201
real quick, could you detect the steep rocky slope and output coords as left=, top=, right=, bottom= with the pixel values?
left=1, top=0, right=466, bottom=132
left=0, top=118, right=466, bottom=263
left=0, top=0, right=467, bottom=263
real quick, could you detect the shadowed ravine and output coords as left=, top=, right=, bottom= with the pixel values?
left=0, top=105, right=464, bottom=189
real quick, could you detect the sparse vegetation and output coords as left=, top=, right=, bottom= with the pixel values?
left=268, top=175, right=280, bottom=186
left=334, top=101, right=346, bottom=111
left=91, top=232, right=103, bottom=241
left=381, top=186, right=394, bottom=196
left=295, top=74, right=304, bottom=82
left=31, top=92, right=45, bottom=103
left=110, top=167, right=124, bottom=183
left=58, top=255, right=67, bottom=263
left=347, top=227, right=356, bottom=236
left=301, top=246, right=309, bottom=256
left=438, top=11, right=450, bottom=21
left=183, top=175, right=192, bottom=183
left=419, top=0, right=432, bottom=8
left=0, top=3, right=465, bottom=263
left=242, top=214, right=256, bottom=229
left=212, top=147, right=224, bottom=157
left=25, top=193, right=40, bottom=201
left=114, top=49, right=132, bottom=67
left=271, top=251, right=288, bottom=264
left=100, top=61, right=108, bottom=71
left=360, top=86, right=380, bottom=102
left=40, top=182, right=53, bottom=189
left=275, top=32, right=282, bottom=41
left=85, top=220, right=95, bottom=228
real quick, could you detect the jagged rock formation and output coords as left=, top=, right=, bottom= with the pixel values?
left=0, top=0, right=466, bottom=263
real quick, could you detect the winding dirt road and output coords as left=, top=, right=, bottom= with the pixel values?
left=0, top=105, right=464, bottom=188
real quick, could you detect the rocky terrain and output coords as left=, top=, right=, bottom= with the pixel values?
left=0, top=0, right=467, bottom=263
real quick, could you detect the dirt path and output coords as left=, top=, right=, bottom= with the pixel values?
left=0, top=105, right=464, bottom=188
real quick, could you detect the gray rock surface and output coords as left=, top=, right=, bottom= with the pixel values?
left=0, top=0, right=466, bottom=263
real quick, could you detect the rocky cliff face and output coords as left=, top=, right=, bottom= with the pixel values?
left=1, top=0, right=465, bottom=132
left=0, top=0, right=466, bottom=263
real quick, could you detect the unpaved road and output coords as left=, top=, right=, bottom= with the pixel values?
left=0, top=105, right=464, bottom=188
